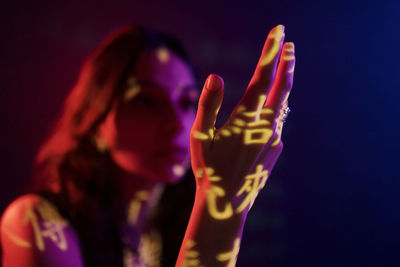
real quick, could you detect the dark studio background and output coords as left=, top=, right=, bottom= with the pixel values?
left=1, top=0, right=399, bottom=266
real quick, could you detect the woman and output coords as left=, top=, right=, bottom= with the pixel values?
left=0, top=24, right=295, bottom=267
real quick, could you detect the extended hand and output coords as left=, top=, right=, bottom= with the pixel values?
left=190, top=25, right=295, bottom=219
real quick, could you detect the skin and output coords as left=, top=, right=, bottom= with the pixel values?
left=98, top=48, right=199, bottom=185
left=1, top=24, right=296, bottom=267
left=0, top=195, right=85, bottom=267
left=98, top=48, right=200, bottom=242
left=176, top=24, right=295, bottom=266
left=0, top=48, right=199, bottom=266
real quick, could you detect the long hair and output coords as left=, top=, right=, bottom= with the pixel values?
left=31, top=26, right=197, bottom=267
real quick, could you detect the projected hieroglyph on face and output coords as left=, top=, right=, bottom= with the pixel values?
left=102, top=48, right=199, bottom=183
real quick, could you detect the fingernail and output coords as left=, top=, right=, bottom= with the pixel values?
left=206, top=74, right=223, bottom=91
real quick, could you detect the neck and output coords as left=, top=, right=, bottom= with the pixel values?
left=117, top=169, right=164, bottom=232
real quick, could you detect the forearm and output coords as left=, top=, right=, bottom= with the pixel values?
left=176, top=185, right=248, bottom=267
left=177, top=24, right=295, bottom=267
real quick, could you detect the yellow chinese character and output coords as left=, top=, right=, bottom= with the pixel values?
left=195, top=167, right=221, bottom=182
left=206, top=185, right=233, bottom=220
left=181, top=240, right=203, bottom=267
left=127, top=191, right=149, bottom=226
left=23, top=199, right=68, bottom=251
left=260, top=25, right=285, bottom=66
left=236, top=165, right=269, bottom=213
left=137, top=231, right=161, bottom=267
left=216, top=238, right=240, bottom=267
left=195, top=167, right=233, bottom=220
left=236, top=95, right=274, bottom=145
left=192, top=128, right=219, bottom=141
left=244, top=128, right=273, bottom=145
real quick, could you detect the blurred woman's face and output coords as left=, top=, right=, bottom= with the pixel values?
left=99, top=48, right=198, bottom=183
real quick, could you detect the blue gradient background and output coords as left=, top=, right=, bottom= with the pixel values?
left=1, top=0, right=399, bottom=266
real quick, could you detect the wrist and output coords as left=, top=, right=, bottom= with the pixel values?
left=194, top=184, right=249, bottom=223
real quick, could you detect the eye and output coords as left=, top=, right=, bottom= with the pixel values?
left=131, top=94, right=157, bottom=109
left=140, top=95, right=155, bottom=107
left=179, top=96, right=197, bottom=111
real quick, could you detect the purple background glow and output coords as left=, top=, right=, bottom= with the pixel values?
left=1, top=0, right=399, bottom=266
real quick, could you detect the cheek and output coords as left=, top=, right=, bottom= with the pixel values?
left=173, top=112, right=196, bottom=145
left=114, top=111, right=160, bottom=153
left=183, top=112, right=196, bottom=133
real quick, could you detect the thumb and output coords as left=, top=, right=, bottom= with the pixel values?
left=192, top=74, right=224, bottom=136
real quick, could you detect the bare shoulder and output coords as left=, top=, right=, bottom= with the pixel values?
left=1, top=194, right=84, bottom=267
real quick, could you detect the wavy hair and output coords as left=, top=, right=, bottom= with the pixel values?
left=31, top=25, right=197, bottom=267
